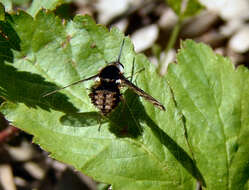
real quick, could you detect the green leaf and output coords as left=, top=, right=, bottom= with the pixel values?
left=0, top=11, right=197, bottom=189
left=27, top=0, right=73, bottom=17
left=166, top=0, right=204, bottom=19
left=182, top=0, right=204, bottom=18
left=167, top=40, right=249, bottom=189
left=0, top=3, right=5, bottom=20
left=167, top=0, right=182, bottom=16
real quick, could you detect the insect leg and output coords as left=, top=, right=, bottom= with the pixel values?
left=98, top=114, right=102, bottom=132
left=126, top=58, right=144, bottom=81
left=130, top=57, right=135, bottom=82
left=126, top=68, right=145, bottom=81
left=43, top=74, right=98, bottom=97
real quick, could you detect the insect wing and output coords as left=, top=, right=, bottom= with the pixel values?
left=120, top=76, right=165, bottom=111
left=43, top=74, right=98, bottom=97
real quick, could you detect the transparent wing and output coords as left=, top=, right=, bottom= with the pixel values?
left=43, top=74, right=98, bottom=97
left=120, top=75, right=165, bottom=111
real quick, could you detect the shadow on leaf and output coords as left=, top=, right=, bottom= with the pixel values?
left=0, top=14, right=21, bottom=63
left=111, top=89, right=206, bottom=186
left=59, top=90, right=143, bottom=137
left=108, top=90, right=144, bottom=138
left=60, top=89, right=206, bottom=186
left=0, top=14, right=78, bottom=113
left=58, top=89, right=206, bottom=186
left=143, top=112, right=206, bottom=187
left=0, top=62, right=78, bottom=113
left=60, top=112, right=108, bottom=128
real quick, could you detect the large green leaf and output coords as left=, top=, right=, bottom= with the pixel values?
left=0, top=11, right=197, bottom=189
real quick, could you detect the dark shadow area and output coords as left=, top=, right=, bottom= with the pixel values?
left=0, top=97, right=4, bottom=105
left=111, top=89, right=206, bottom=186
left=54, top=169, right=92, bottom=190
left=0, top=13, right=78, bottom=113
left=0, top=62, right=78, bottom=113
left=60, top=90, right=143, bottom=137
left=0, top=14, right=21, bottom=63
left=143, top=112, right=206, bottom=187
left=60, top=112, right=108, bottom=128
left=108, top=89, right=144, bottom=138
left=54, top=3, right=77, bottom=20
left=0, top=113, right=8, bottom=129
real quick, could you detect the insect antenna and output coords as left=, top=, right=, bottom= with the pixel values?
left=43, top=74, right=98, bottom=97
left=117, top=38, right=125, bottom=62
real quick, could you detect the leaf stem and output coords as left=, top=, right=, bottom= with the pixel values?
left=158, top=19, right=182, bottom=75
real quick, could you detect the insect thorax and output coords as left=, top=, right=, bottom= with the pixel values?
left=99, top=63, right=123, bottom=81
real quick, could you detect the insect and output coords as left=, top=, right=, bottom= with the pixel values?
left=43, top=39, right=165, bottom=116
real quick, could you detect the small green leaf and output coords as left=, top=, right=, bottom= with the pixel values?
left=182, top=0, right=204, bottom=18
left=167, top=0, right=182, bottom=16
left=27, top=0, right=73, bottom=16
left=166, top=0, right=204, bottom=19
left=167, top=40, right=249, bottom=189
left=0, top=3, right=5, bottom=20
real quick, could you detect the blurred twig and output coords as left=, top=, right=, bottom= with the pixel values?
left=158, top=18, right=182, bottom=75
left=0, top=114, right=19, bottom=144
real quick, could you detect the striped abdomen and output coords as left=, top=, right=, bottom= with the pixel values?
left=89, top=82, right=121, bottom=115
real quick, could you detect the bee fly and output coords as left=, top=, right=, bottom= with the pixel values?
left=43, top=39, right=165, bottom=117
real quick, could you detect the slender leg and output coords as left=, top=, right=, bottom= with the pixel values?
left=124, top=59, right=143, bottom=134
left=126, top=68, right=145, bottom=80
left=130, top=57, right=135, bottom=82
left=98, top=114, right=102, bottom=131
left=126, top=58, right=145, bottom=81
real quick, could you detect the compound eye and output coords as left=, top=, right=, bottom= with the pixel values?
left=117, top=62, right=124, bottom=73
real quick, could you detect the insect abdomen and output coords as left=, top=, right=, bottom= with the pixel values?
left=89, top=83, right=121, bottom=115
